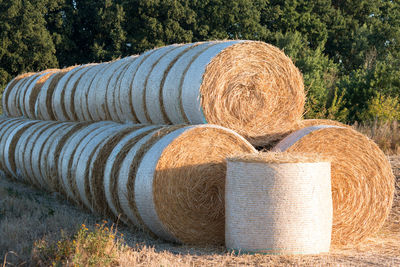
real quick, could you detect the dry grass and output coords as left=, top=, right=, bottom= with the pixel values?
left=353, top=120, right=400, bottom=155
left=0, top=159, right=399, bottom=266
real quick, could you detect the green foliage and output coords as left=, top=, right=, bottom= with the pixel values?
left=0, top=0, right=59, bottom=88
left=360, top=93, right=400, bottom=122
left=122, top=0, right=196, bottom=54
left=0, top=0, right=399, bottom=123
left=32, top=222, right=124, bottom=267
left=190, top=0, right=268, bottom=40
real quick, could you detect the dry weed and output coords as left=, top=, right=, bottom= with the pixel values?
left=0, top=158, right=399, bottom=266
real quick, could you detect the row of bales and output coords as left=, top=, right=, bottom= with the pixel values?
left=0, top=40, right=395, bottom=252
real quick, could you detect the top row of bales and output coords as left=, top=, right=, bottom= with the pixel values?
left=2, top=41, right=305, bottom=146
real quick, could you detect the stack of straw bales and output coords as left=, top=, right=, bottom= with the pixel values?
left=0, top=40, right=395, bottom=250
left=2, top=41, right=305, bottom=145
left=0, top=117, right=255, bottom=245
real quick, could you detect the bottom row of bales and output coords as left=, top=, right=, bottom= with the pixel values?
left=0, top=116, right=255, bottom=244
left=0, top=116, right=395, bottom=249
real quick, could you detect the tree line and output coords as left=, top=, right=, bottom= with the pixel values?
left=1, top=0, right=399, bottom=123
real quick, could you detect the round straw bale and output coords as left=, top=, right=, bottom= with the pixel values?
left=132, top=45, right=182, bottom=123
left=3, top=119, right=42, bottom=179
left=61, top=64, right=98, bottom=121
left=198, top=41, right=304, bottom=145
left=90, top=58, right=131, bottom=121
left=273, top=125, right=395, bottom=246
left=72, top=123, right=135, bottom=209
left=116, top=41, right=304, bottom=145
left=20, top=121, right=59, bottom=187
left=0, top=119, right=30, bottom=168
left=44, top=122, right=91, bottom=192
left=30, top=122, right=72, bottom=190
left=77, top=125, right=142, bottom=213
left=119, top=48, right=160, bottom=123
left=256, top=119, right=351, bottom=150
left=118, top=125, right=256, bottom=244
left=118, top=125, right=186, bottom=229
left=161, top=42, right=210, bottom=124
left=2, top=72, right=36, bottom=116
left=22, top=71, right=58, bottom=118
left=104, top=125, right=161, bottom=220
left=0, top=118, right=25, bottom=176
left=86, top=60, right=119, bottom=120
left=52, top=65, right=85, bottom=120
left=74, top=63, right=108, bottom=121
left=35, top=66, right=79, bottom=120
left=295, top=119, right=349, bottom=129
left=107, top=56, right=138, bottom=122
left=13, top=121, right=53, bottom=184
left=7, top=73, right=41, bottom=117
left=58, top=121, right=116, bottom=201
left=87, top=125, right=146, bottom=214
left=225, top=152, right=332, bottom=254
left=145, top=43, right=193, bottom=124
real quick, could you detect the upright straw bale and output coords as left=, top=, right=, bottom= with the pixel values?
left=273, top=125, right=395, bottom=246
left=225, top=152, right=332, bottom=255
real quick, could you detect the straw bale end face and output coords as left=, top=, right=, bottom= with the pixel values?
left=273, top=125, right=395, bottom=246
left=225, top=152, right=332, bottom=255
left=151, top=125, right=256, bottom=245
left=200, top=41, right=305, bottom=146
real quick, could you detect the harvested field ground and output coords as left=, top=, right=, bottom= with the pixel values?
left=0, top=157, right=399, bottom=266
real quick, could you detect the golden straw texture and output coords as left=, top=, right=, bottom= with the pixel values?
left=273, top=126, right=395, bottom=246
left=2, top=41, right=304, bottom=147
left=201, top=41, right=304, bottom=145
left=152, top=126, right=256, bottom=244
left=226, top=156, right=332, bottom=254
left=229, top=151, right=331, bottom=164
left=256, top=119, right=351, bottom=150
